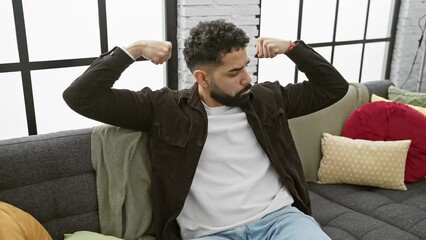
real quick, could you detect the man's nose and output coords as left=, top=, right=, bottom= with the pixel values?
left=241, top=68, right=252, bottom=85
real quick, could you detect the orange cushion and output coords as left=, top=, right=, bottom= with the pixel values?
left=0, top=201, right=52, bottom=240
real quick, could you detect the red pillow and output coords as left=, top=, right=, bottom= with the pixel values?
left=342, top=101, right=426, bottom=182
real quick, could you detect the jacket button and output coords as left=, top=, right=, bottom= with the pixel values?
left=165, top=136, right=170, bottom=141
left=197, top=141, right=203, bottom=147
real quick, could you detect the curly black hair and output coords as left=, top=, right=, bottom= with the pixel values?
left=183, top=19, right=250, bottom=72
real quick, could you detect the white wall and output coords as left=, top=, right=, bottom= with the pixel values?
left=177, top=0, right=395, bottom=88
left=391, top=0, right=426, bottom=92
left=177, top=0, right=260, bottom=89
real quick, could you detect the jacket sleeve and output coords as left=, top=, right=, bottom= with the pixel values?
left=63, top=47, right=155, bottom=131
left=282, top=41, right=349, bottom=119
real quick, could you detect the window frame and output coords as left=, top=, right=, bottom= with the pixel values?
left=0, top=0, right=178, bottom=136
left=257, top=0, right=401, bottom=84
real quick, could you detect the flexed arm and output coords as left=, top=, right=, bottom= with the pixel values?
left=256, top=37, right=349, bottom=118
left=63, top=41, right=172, bottom=131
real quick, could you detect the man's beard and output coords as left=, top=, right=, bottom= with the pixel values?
left=210, top=82, right=252, bottom=107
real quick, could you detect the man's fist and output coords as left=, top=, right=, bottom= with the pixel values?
left=256, top=37, right=292, bottom=58
left=126, top=40, right=172, bottom=65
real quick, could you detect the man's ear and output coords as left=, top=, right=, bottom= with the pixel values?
left=193, top=70, right=209, bottom=88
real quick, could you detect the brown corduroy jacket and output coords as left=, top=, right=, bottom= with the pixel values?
left=63, top=41, right=348, bottom=240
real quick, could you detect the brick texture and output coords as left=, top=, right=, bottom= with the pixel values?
left=391, top=0, right=426, bottom=92
left=177, top=0, right=260, bottom=89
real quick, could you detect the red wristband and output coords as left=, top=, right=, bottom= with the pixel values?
left=285, top=41, right=295, bottom=54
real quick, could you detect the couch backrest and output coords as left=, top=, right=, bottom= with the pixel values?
left=289, top=83, right=369, bottom=182
left=363, top=79, right=394, bottom=100
left=288, top=80, right=394, bottom=183
left=0, top=128, right=99, bottom=240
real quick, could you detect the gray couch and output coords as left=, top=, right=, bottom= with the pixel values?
left=0, top=80, right=425, bottom=240
left=306, top=81, right=426, bottom=240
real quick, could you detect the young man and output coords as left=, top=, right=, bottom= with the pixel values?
left=63, top=20, right=348, bottom=240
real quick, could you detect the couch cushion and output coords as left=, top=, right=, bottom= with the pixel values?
left=309, top=179, right=426, bottom=240
left=0, top=201, right=52, bottom=240
left=0, top=128, right=99, bottom=240
left=342, top=101, right=426, bottom=182
left=388, top=85, right=426, bottom=108
left=64, top=231, right=123, bottom=240
left=371, top=94, right=426, bottom=116
left=362, top=80, right=394, bottom=100
left=317, top=133, right=410, bottom=190
left=289, top=83, right=369, bottom=182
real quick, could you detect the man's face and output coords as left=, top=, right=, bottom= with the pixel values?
left=207, top=48, right=252, bottom=107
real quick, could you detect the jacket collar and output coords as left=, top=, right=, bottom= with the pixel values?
left=179, top=82, right=256, bottom=111
left=187, top=83, right=201, bottom=107
left=177, top=83, right=205, bottom=112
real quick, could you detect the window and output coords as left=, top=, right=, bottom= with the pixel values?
left=0, top=0, right=177, bottom=140
left=0, top=72, right=27, bottom=139
left=258, top=0, right=399, bottom=85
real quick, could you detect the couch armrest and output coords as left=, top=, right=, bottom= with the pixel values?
left=363, top=80, right=394, bottom=100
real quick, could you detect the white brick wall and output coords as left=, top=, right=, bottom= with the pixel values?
left=177, top=0, right=260, bottom=89
left=391, top=0, right=426, bottom=92
left=177, top=1, right=426, bottom=92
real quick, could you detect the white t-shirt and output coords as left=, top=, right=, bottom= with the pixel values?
left=177, top=104, right=294, bottom=239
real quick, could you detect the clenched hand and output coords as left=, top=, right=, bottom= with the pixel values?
left=256, top=37, right=293, bottom=58
left=126, top=40, right=172, bottom=65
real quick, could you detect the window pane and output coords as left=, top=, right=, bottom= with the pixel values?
left=259, top=0, right=299, bottom=40
left=333, top=44, right=363, bottom=83
left=114, top=61, right=165, bottom=91
left=258, top=0, right=299, bottom=85
left=106, top=1, right=165, bottom=90
left=31, top=66, right=101, bottom=134
left=367, top=0, right=393, bottom=39
left=336, top=0, right=368, bottom=41
left=258, top=55, right=295, bottom=86
left=106, top=0, right=164, bottom=47
left=0, top=1, right=19, bottom=64
left=0, top=72, right=28, bottom=140
left=301, top=0, right=336, bottom=43
left=23, top=0, right=100, bottom=61
left=361, top=42, right=387, bottom=82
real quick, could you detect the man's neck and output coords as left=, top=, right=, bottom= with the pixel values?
left=198, top=84, right=223, bottom=107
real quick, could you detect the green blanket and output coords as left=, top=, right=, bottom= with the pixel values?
left=91, top=125, right=154, bottom=240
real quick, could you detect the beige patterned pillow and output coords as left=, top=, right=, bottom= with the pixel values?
left=317, top=133, right=411, bottom=190
left=371, top=94, right=426, bottom=116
